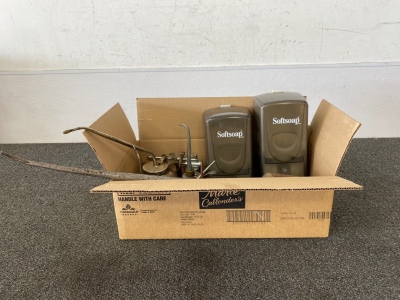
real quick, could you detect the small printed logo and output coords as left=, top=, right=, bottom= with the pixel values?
left=217, top=130, right=244, bottom=138
left=199, top=190, right=246, bottom=209
left=272, top=116, right=301, bottom=125
left=122, top=204, right=135, bottom=211
left=120, top=204, right=138, bottom=215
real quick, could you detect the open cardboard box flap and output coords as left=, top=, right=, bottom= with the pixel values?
left=84, top=97, right=361, bottom=193
left=308, top=99, right=361, bottom=176
left=83, top=103, right=138, bottom=174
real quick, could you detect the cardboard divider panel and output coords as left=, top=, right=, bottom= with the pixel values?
left=137, top=97, right=253, bottom=140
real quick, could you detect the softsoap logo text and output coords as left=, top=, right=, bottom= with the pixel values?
left=199, top=190, right=245, bottom=209
left=217, top=130, right=244, bottom=138
left=272, top=116, right=301, bottom=125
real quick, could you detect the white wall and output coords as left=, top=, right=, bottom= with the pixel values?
left=1, top=63, right=399, bottom=143
left=2, top=0, right=400, bottom=70
left=1, top=1, right=399, bottom=142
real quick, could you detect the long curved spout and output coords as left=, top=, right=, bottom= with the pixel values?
left=179, top=124, right=194, bottom=177
left=64, top=126, right=157, bottom=166
left=0, top=151, right=173, bottom=181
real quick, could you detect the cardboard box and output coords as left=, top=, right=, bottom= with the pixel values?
left=87, top=97, right=362, bottom=239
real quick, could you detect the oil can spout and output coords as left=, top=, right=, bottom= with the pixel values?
left=179, top=124, right=194, bottom=178
left=64, top=126, right=157, bottom=166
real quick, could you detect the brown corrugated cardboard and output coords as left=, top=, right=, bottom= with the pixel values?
left=83, top=103, right=139, bottom=174
left=92, top=176, right=360, bottom=192
left=308, top=99, right=361, bottom=176
left=85, top=97, right=362, bottom=239
left=110, top=190, right=335, bottom=239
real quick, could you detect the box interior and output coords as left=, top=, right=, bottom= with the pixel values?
left=84, top=97, right=361, bottom=184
